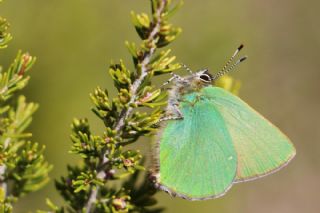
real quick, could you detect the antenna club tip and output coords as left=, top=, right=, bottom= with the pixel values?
left=240, top=55, right=248, bottom=62
left=238, top=44, right=244, bottom=51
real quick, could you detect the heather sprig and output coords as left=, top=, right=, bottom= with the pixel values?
left=53, top=1, right=182, bottom=212
left=0, top=2, right=52, bottom=212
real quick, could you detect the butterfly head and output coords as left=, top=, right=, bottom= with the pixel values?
left=179, top=69, right=214, bottom=93
left=196, top=69, right=214, bottom=84
left=172, top=45, right=247, bottom=94
left=191, top=69, right=213, bottom=89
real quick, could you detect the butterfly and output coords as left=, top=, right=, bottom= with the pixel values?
left=151, top=45, right=296, bottom=200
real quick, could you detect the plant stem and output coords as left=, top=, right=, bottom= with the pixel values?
left=114, top=5, right=164, bottom=133
left=0, top=137, right=11, bottom=199
left=83, top=1, right=167, bottom=212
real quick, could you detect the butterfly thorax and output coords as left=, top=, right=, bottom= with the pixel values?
left=166, top=69, right=213, bottom=116
left=169, top=69, right=212, bottom=101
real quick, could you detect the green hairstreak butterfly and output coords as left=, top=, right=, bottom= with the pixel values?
left=151, top=45, right=296, bottom=200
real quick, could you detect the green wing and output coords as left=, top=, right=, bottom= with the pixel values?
left=158, top=96, right=237, bottom=200
left=202, top=87, right=296, bottom=182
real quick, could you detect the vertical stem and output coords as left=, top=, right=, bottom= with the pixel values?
left=83, top=1, right=167, bottom=212
left=0, top=138, right=11, bottom=199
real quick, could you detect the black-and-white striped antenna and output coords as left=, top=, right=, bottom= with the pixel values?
left=180, top=63, right=193, bottom=74
left=212, top=44, right=247, bottom=80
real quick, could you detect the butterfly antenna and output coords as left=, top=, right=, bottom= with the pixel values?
left=219, top=44, right=244, bottom=73
left=180, top=63, right=193, bottom=74
left=212, top=56, right=248, bottom=80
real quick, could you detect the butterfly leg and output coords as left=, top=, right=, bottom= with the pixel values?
left=158, top=103, right=183, bottom=123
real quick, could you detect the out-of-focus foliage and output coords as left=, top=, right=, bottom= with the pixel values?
left=0, top=15, right=11, bottom=49
left=0, top=1, right=52, bottom=212
left=215, top=75, right=241, bottom=95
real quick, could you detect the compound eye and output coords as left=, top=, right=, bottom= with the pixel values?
left=199, top=74, right=211, bottom=82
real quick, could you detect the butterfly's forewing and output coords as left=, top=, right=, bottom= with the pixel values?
left=158, top=94, right=237, bottom=200
left=202, top=87, right=296, bottom=182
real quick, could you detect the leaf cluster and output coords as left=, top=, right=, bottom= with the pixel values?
left=0, top=5, right=52, bottom=212
left=0, top=15, right=12, bottom=49
left=0, top=54, right=52, bottom=213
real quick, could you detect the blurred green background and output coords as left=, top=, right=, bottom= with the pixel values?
left=1, top=0, right=319, bottom=212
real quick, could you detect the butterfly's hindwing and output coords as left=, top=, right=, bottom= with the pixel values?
left=158, top=95, right=237, bottom=200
